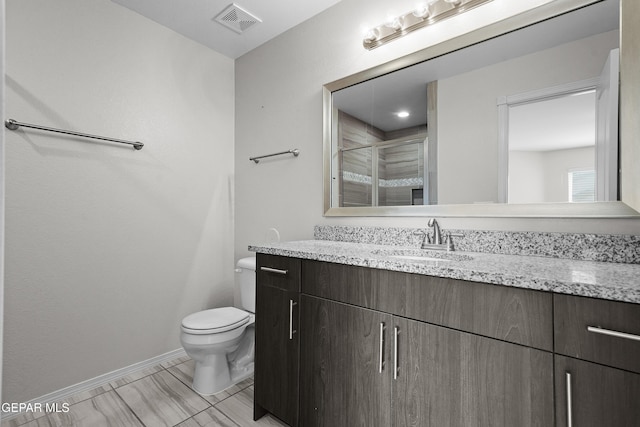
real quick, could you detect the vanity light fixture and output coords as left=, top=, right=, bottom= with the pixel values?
left=396, top=111, right=410, bottom=118
left=363, top=0, right=493, bottom=50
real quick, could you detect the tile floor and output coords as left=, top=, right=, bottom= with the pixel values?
left=2, top=356, right=288, bottom=427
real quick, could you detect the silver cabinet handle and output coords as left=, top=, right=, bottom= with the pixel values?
left=379, top=323, right=385, bottom=373
left=587, top=326, right=640, bottom=342
left=260, top=266, right=288, bottom=275
left=566, top=372, right=573, bottom=427
left=289, top=300, right=297, bottom=340
left=393, top=326, right=399, bottom=380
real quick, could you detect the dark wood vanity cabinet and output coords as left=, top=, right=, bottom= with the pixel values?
left=553, top=294, right=640, bottom=426
left=255, top=255, right=639, bottom=427
left=300, top=260, right=554, bottom=427
left=254, top=254, right=301, bottom=427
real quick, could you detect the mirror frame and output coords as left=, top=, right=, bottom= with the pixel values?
left=323, top=0, right=639, bottom=218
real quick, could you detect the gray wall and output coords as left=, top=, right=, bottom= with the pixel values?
left=234, top=0, right=640, bottom=264
left=4, top=0, right=235, bottom=402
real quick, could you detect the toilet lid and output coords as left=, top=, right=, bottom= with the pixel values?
left=182, top=307, right=250, bottom=334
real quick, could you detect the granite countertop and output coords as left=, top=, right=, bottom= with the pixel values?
left=249, top=240, right=640, bottom=304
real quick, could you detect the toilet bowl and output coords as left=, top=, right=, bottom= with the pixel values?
left=180, top=257, right=256, bottom=395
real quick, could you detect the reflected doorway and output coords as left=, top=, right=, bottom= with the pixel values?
left=498, top=48, right=619, bottom=204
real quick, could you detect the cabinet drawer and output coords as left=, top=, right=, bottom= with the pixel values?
left=403, top=273, right=552, bottom=351
left=301, top=260, right=400, bottom=313
left=257, top=254, right=301, bottom=292
left=554, top=294, right=640, bottom=374
left=303, top=260, right=552, bottom=351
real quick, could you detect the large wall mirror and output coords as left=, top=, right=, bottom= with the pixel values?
left=323, top=0, right=640, bottom=217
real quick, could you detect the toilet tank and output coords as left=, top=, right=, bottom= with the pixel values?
left=236, top=256, right=256, bottom=313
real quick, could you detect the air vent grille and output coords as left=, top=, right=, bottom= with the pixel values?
left=214, top=3, right=261, bottom=34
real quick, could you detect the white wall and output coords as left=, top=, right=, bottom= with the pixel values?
left=234, top=0, right=640, bottom=262
left=4, top=0, right=235, bottom=403
left=510, top=147, right=595, bottom=203
left=509, top=151, right=546, bottom=204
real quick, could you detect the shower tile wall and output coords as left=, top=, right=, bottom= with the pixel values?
left=338, top=110, right=425, bottom=207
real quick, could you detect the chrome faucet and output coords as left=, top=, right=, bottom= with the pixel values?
left=427, top=218, right=442, bottom=245
left=421, top=219, right=463, bottom=251
left=421, top=218, right=443, bottom=249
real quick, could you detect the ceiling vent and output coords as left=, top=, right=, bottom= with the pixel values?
left=213, top=3, right=262, bottom=34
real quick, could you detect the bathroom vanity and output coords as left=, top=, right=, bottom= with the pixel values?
left=252, top=232, right=640, bottom=427
left=250, top=0, right=640, bottom=422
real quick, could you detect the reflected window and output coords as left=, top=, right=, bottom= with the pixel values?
left=569, top=169, right=596, bottom=202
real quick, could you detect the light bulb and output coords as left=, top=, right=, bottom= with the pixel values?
left=363, top=28, right=380, bottom=42
left=413, top=6, right=430, bottom=19
left=385, top=17, right=403, bottom=30
left=413, top=1, right=439, bottom=18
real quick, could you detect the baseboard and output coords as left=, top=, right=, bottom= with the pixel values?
left=1, top=348, right=187, bottom=421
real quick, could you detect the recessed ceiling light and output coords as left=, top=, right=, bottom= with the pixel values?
left=396, top=111, right=410, bottom=118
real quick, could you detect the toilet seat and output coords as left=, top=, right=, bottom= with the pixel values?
left=182, top=307, right=250, bottom=335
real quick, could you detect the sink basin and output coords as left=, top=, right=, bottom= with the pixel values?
left=371, top=248, right=473, bottom=262
left=389, top=255, right=452, bottom=262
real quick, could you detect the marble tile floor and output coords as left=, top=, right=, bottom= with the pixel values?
left=2, top=356, right=288, bottom=427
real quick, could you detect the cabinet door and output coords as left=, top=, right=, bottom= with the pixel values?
left=255, top=284, right=299, bottom=426
left=300, top=295, right=392, bottom=427
left=555, top=355, right=640, bottom=427
left=393, top=318, right=554, bottom=427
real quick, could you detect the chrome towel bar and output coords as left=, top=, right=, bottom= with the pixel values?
left=5, top=118, right=144, bottom=150
left=250, top=149, right=299, bottom=163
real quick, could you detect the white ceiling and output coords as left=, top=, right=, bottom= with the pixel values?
left=509, top=91, right=596, bottom=152
left=110, top=0, right=342, bottom=59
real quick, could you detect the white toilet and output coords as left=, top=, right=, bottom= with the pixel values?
left=180, top=256, right=256, bottom=395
